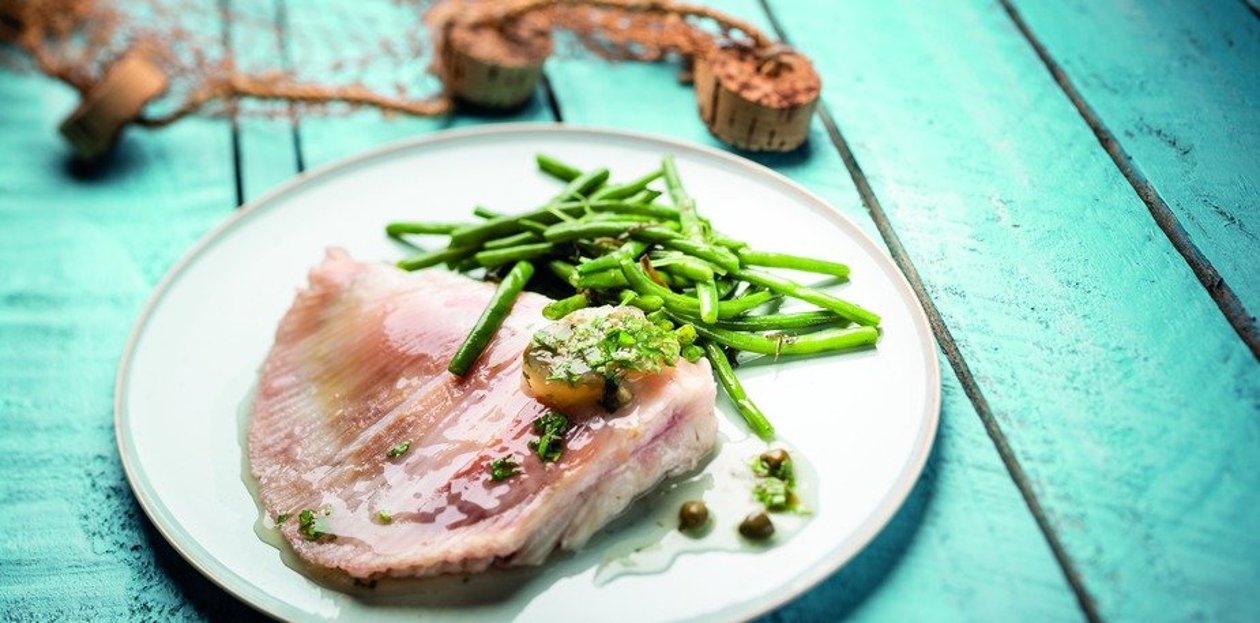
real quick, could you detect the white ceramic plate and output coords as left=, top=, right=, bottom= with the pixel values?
left=115, top=125, right=940, bottom=622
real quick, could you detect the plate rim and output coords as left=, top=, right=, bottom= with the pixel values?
left=114, top=122, right=941, bottom=622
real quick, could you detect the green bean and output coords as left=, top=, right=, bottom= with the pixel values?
left=518, top=219, right=548, bottom=234
left=452, top=213, right=557, bottom=247
left=397, top=246, right=474, bottom=271
left=474, top=242, right=555, bottom=268
left=483, top=230, right=541, bottom=250
left=733, top=268, right=881, bottom=326
left=656, top=237, right=739, bottom=272
left=545, top=221, right=736, bottom=270
left=681, top=343, right=705, bottom=362
left=697, top=279, right=720, bottom=324
left=682, top=318, right=879, bottom=356
left=711, top=233, right=748, bottom=250
left=543, top=221, right=661, bottom=243
left=543, top=293, right=588, bottom=320
left=592, top=168, right=664, bottom=200
left=738, top=249, right=850, bottom=279
left=451, top=256, right=481, bottom=272
left=704, top=342, right=773, bottom=439
left=577, top=240, right=650, bottom=275
left=547, top=260, right=577, bottom=283
left=555, top=168, right=610, bottom=202
left=574, top=268, right=629, bottom=289
left=662, top=154, right=705, bottom=241
left=627, top=189, right=663, bottom=205
left=451, top=201, right=676, bottom=248
left=673, top=309, right=848, bottom=332
left=536, top=154, right=582, bottom=182
left=714, top=278, right=739, bottom=300
left=653, top=255, right=717, bottom=281
left=676, top=323, right=697, bottom=345
left=473, top=205, right=501, bottom=220
left=577, top=200, right=678, bottom=218
left=385, top=222, right=463, bottom=237
left=589, top=212, right=661, bottom=224
left=620, top=258, right=778, bottom=318
left=447, top=261, right=535, bottom=376
left=625, top=294, right=664, bottom=312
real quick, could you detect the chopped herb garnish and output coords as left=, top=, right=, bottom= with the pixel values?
left=386, top=439, right=412, bottom=459
left=528, top=411, right=571, bottom=462
left=490, top=456, right=522, bottom=481
left=275, top=512, right=290, bottom=525
left=753, top=477, right=792, bottom=511
left=750, top=449, right=799, bottom=512
left=376, top=511, right=393, bottom=524
left=297, top=506, right=336, bottom=541
left=528, top=307, right=681, bottom=387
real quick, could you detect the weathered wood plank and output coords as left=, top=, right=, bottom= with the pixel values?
left=279, top=0, right=553, bottom=170
left=544, top=5, right=1085, bottom=620
left=764, top=0, right=1260, bottom=620
left=0, top=71, right=254, bottom=618
left=1007, top=0, right=1260, bottom=350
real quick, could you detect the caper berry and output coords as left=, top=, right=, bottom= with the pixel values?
left=760, top=448, right=790, bottom=474
left=738, top=511, right=775, bottom=540
left=600, top=378, right=634, bottom=412
left=678, top=500, right=709, bottom=531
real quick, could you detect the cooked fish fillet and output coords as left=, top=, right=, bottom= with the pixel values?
left=248, top=249, right=717, bottom=578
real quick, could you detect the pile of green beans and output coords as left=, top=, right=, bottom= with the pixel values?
left=386, top=153, right=882, bottom=439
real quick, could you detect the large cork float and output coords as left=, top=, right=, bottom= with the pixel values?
left=59, top=49, right=168, bottom=160
left=694, top=45, right=820, bottom=152
left=439, top=16, right=553, bottom=110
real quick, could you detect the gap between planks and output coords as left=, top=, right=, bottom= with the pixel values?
left=540, top=72, right=566, bottom=122
left=273, top=0, right=306, bottom=174
left=221, top=0, right=307, bottom=211
left=998, top=0, right=1260, bottom=360
left=219, top=0, right=245, bottom=207
left=756, top=1, right=1104, bottom=621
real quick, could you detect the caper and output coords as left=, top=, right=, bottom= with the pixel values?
left=600, top=377, right=634, bottom=412
left=678, top=500, right=710, bottom=531
left=759, top=448, right=790, bottom=474
left=738, top=511, right=775, bottom=540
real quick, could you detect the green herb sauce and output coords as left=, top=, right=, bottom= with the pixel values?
left=528, top=306, right=681, bottom=387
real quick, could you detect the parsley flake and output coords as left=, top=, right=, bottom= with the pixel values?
left=297, top=506, right=336, bottom=541
left=386, top=439, right=412, bottom=459
left=528, top=411, right=571, bottom=462
left=489, top=456, right=522, bottom=481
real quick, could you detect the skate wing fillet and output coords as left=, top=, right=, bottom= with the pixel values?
left=248, top=249, right=717, bottom=578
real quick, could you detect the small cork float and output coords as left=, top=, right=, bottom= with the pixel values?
left=694, top=44, right=821, bottom=152
left=439, top=15, right=553, bottom=110
left=59, top=49, right=168, bottom=160
left=0, top=0, right=22, bottom=35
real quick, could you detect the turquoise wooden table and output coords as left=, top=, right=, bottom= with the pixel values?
left=2, top=0, right=1258, bottom=620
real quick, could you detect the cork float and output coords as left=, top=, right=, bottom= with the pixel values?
left=59, top=49, right=168, bottom=160
left=439, top=15, right=553, bottom=110
left=694, top=45, right=821, bottom=152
